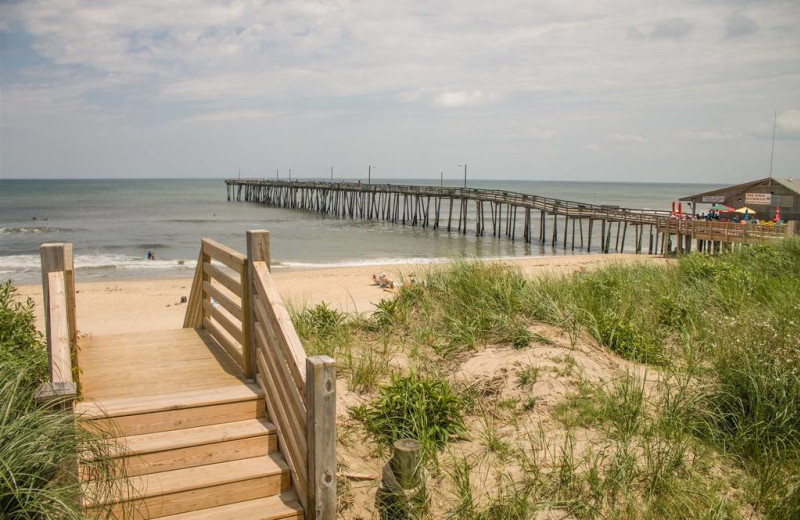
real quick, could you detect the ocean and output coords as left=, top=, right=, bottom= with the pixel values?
left=0, top=178, right=720, bottom=284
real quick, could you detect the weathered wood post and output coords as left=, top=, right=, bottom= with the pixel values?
left=306, top=355, right=337, bottom=520
left=245, top=230, right=270, bottom=379
left=377, top=439, right=428, bottom=519
left=37, top=243, right=78, bottom=404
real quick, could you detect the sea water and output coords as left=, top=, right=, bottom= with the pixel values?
left=0, top=178, right=720, bottom=284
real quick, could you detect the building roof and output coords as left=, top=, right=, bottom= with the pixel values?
left=679, top=177, right=800, bottom=202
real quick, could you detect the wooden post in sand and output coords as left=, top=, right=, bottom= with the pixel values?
left=376, top=439, right=427, bottom=520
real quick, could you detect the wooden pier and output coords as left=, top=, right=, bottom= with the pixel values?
left=226, top=180, right=680, bottom=254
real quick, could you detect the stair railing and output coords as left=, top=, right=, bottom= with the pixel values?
left=37, top=243, right=78, bottom=404
left=183, top=232, right=336, bottom=520
left=183, top=238, right=254, bottom=378
left=246, top=230, right=336, bottom=520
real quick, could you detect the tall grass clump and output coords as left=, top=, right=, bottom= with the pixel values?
left=373, top=261, right=534, bottom=355
left=0, top=280, right=125, bottom=519
left=291, top=301, right=351, bottom=358
left=350, top=371, right=469, bottom=463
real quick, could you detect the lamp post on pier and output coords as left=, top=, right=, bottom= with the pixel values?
left=458, top=164, right=467, bottom=188
left=276, top=169, right=279, bottom=180
left=368, top=165, right=375, bottom=184
left=330, top=166, right=334, bottom=183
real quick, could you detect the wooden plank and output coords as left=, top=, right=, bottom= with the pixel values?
left=254, top=299, right=307, bottom=427
left=203, top=318, right=244, bottom=368
left=255, top=347, right=309, bottom=503
left=152, top=493, right=303, bottom=520
left=252, top=261, right=306, bottom=388
left=76, top=383, right=263, bottom=418
left=202, top=238, right=247, bottom=271
left=47, top=271, right=73, bottom=384
left=202, top=281, right=243, bottom=322
left=305, top=356, right=336, bottom=520
left=183, top=249, right=205, bottom=328
left=204, top=262, right=243, bottom=298
left=84, top=400, right=265, bottom=437
left=203, top=300, right=244, bottom=344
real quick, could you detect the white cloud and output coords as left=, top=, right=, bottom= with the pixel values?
left=528, top=128, right=554, bottom=140
left=678, top=130, right=742, bottom=142
left=606, top=133, right=646, bottom=144
left=587, top=143, right=601, bottom=151
left=432, top=90, right=497, bottom=108
left=776, top=109, right=800, bottom=139
left=177, top=109, right=279, bottom=124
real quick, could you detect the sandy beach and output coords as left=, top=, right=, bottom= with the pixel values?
left=17, top=254, right=668, bottom=336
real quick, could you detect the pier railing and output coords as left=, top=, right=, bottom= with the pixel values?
left=184, top=231, right=336, bottom=520
left=36, top=243, right=78, bottom=402
left=226, top=179, right=673, bottom=224
left=657, top=219, right=795, bottom=241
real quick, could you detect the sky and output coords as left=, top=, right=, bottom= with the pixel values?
left=1, top=0, right=799, bottom=183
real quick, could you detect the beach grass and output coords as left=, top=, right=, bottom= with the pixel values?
left=289, top=238, right=799, bottom=518
left=0, top=281, right=128, bottom=520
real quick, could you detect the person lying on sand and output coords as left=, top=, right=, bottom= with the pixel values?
left=371, top=273, right=394, bottom=289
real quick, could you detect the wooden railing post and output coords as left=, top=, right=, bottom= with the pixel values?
left=183, top=244, right=206, bottom=328
left=306, top=356, right=336, bottom=520
left=245, top=230, right=270, bottom=379
left=38, top=243, right=77, bottom=403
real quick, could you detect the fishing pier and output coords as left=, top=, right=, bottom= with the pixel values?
left=225, top=180, right=795, bottom=254
left=226, top=180, right=678, bottom=254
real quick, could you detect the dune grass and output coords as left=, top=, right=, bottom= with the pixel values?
left=0, top=281, right=126, bottom=520
left=289, top=239, right=799, bottom=518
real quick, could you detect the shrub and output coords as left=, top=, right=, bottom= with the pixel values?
left=350, top=371, right=469, bottom=462
left=0, top=281, right=123, bottom=519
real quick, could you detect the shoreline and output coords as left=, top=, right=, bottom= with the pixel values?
left=16, top=253, right=670, bottom=336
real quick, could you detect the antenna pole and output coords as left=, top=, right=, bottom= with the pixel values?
left=768, top=111, right=776, bottom=183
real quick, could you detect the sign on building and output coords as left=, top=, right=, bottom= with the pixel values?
left=745, top=193, right=772, bottom=205
left=702, top=195, right=726, bottom=203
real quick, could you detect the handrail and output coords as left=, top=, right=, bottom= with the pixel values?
left=184, top=238, right=252, bottom=377
left=37, top=243, right=78, bottom=403
left=183, top=232, right=336, bottom=519
left=246, top=230, right=336, bottom=519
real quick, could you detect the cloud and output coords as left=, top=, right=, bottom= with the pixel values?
left=528, top=127, right=554, bottom=140
left=750, top=109, right=800, bottom=140
left=606, top=133, right=646, bottom=144
left=587, top=143, right=601, bottom=151
left=628, top=18, right=694, bottom=41
left=678, top=130, right=742, bottom=142
left=776, top=109, right=800, bottom=139
left=177, top=109, right=278, bottom=124
left=433, top=90, right=497, bottom=108
left=725, top=12, right=758, bottom=39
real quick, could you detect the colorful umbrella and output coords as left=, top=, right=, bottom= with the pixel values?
left=734, top=207, right=757, bottom=214
left=710, top=203, right=734, bottom=211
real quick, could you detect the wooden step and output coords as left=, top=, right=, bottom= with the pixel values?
left=151, top=492, right=303, bottom=520
left=83, top=418, right=278, bottom=477
left=85, top=455, right=291, bottom=519
left=77, top=384, right=265, bottom=437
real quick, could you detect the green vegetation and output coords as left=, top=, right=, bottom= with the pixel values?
left=290, top=239, right=799, bottom=519
left=0, top=281, right=123, bottom=520
left=350, top=372, right=469, bottom=463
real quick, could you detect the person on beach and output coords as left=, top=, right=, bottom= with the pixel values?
left=147, top=250, right=152, bottom=260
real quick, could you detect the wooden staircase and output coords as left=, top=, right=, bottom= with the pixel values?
left=75, top=333, right=304, bottom=519
left=37, top=235, right=336, bottom=520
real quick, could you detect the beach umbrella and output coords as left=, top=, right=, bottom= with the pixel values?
left=734, top=207, right=756, bottom=214
left=710, top=203, right=734, bottom=212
